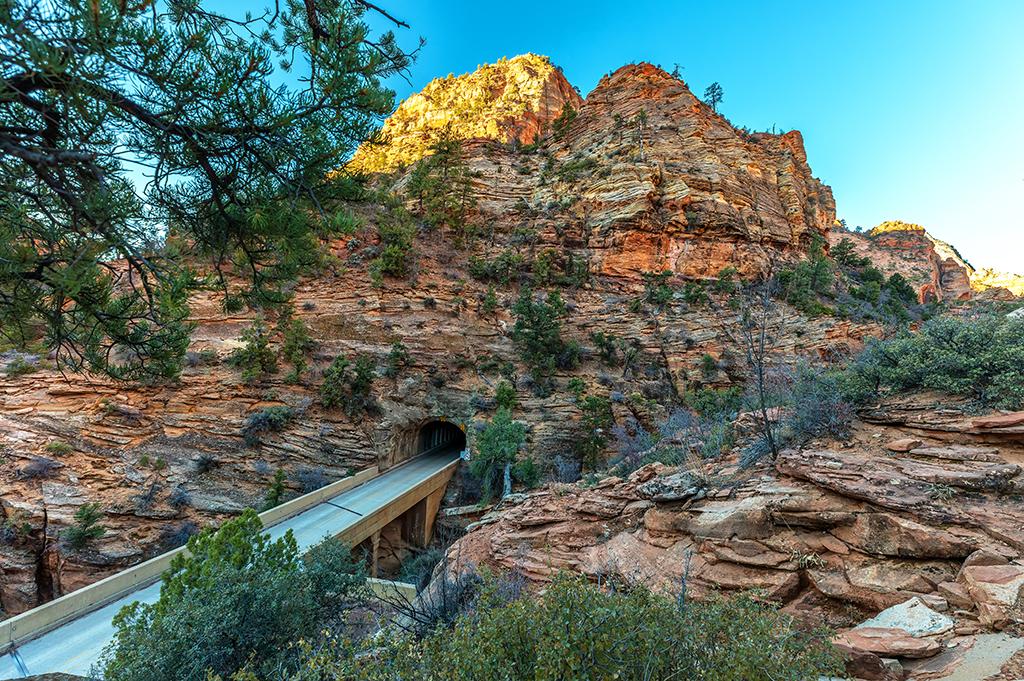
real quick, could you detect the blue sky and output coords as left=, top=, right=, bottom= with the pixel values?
left=366, top=0, right=1024, bottom=272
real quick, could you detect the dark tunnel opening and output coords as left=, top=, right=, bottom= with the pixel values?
left=417, top=419, right=466, bottom=455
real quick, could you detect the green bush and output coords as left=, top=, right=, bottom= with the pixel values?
left=511, top=289, right=575, bottom=381
left=61, top=502, right=106, bottom=551
left=494, top=380, right=517, bottom=410
left=228, top=316, right=277, bottom=383
left=305, top=573, right=843, bottom=681
left=576, top=394, right=614, bottom=468
left=778, top=236, right=833, bottom=316
left=470, top=409, right=526, bottom=501
left=101, top=510, right=365, bottom=681
left=242, top=406, right=294, bottom=447
left=369, top=206, right=416, bottom=283
left=382, top=341, right=410, bottom=378
left=261, top=469, right=288, bottom=511
left=839, top=314, right=1024, bottom=409
left=639, top=270, right=675, bottom=307
left=683, top=386, right=742, bottom=416
left=468, top=249, right=525, bottom=285
left=279, top=315, right=313, bottom=383
left=321, top=354, right=375, bottom=416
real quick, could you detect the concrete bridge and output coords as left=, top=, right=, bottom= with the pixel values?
left=0, top=420, right=464, bottom=679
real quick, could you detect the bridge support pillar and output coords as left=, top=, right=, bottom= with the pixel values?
left=402, top=484, right=447, bottom=548
left=370, top=530, right=381, bottom=578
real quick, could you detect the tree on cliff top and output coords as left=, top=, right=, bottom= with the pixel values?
left=0, top=0, right=415, bottom=379
left=703, top=81, right=724, bottom=112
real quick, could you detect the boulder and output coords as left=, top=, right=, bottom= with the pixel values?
left=636, top=471, right=705, bottom=503
left=960, top=564, right=1024, bottom=629
left=937, top=581, right=973, bottom=609
left=833, top=627, right=943, bottom=659
left=854, top=597, right=954, bottom=637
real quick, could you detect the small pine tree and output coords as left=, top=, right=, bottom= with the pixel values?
left=62, top=502, right=106, bottom=551
left=262, top=469, right=287, bottom=511
left=481, top=285, right=498, bottom=316
left=229, top=316, right=277, bottom=383
left=703, top=82, right=724, bottom=112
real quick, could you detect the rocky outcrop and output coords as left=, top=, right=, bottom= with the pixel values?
left=828, top=220, right=1021, bottom=304
left=445, top=399, right=1024, bottom=643
left=368, top=58, right=836, bottom=280
left=348, top=54, right=582, bottom=173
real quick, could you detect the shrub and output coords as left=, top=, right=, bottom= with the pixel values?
left=469, top=409, right=526, bottom=501
left=44, top=440, right=73, bottom=456
left=398, top=547, right=446, bottom=591
left=590, top=330, right=619, bottom=366
left=775, top=234, right=834, bottom=316
left=100, top=510, right=365, bottom=681
left=715, top=266, right=739, bottom=294
left=158, top=521, right=198, bottom=551
left=639, top=270, right=675, bottom=307
left=511, top=457, right=540, bottom=489
left=381, top=342, right=410, bottom=378
left=62, top=502, right=106, bottom=551
left=551, top=454, right=582, bottom=483
left=787, top=364, right=853, bottom=442
left=511, top=289, right=574, bottom=382
left=4, top=354, right=38, bottom=376
left=168, top=486, right=191, bottom=509
left=295, top=467, right=329, bottom=494
left=370, top=207, right=416, bottom=282
left=242, top=406, right=295, bottom=447
left=279, top=315, right=313, bottom=383
left=321, top=354, right=375, bottom=416
left=262, top=469, right=288, bottom=510
left=480, top=285, right=498, bottom=315
left=468, top=249, right=525, bottom=285
left=321, top=573, right=843, bottom=681
left=575, top=395, right=614, bottom=468
left=494, top=380, right=517, bottom=410
left=683, top=386, right=742, bottom=416
left=228, top=316, right=277, bottom=383
left=839, top=314, right=1024, bottom=409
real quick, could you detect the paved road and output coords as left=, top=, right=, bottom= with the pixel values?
left=0, top=451, right=460, bottom=679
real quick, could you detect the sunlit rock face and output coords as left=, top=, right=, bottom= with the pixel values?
left=357, top=59, right=835, bottom=280
left=828, top=220, right=1024, bottom=303
left=348, top=53, right=583, bottom=174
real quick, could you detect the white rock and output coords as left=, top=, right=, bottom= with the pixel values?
left=855, top=596, right=955, bottom=637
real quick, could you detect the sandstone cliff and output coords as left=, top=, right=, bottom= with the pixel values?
left=828, top=220, right=1023, bottom=303
left=348, top=54, right=582, bottom=173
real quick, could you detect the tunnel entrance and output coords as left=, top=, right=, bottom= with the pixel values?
left=417, top=419, right=466, bottom=455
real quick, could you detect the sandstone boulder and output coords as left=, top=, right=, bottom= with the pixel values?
left=834, top=627, right=943, bottom=659
left=960, top=564, right=1024, bottom=629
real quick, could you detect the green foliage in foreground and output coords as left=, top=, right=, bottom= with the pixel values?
left=281, top=574, right=844, bottom=681
left=840, top=314, right=1024, bottom=409
left=101, top=510, right=364, bottom=681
